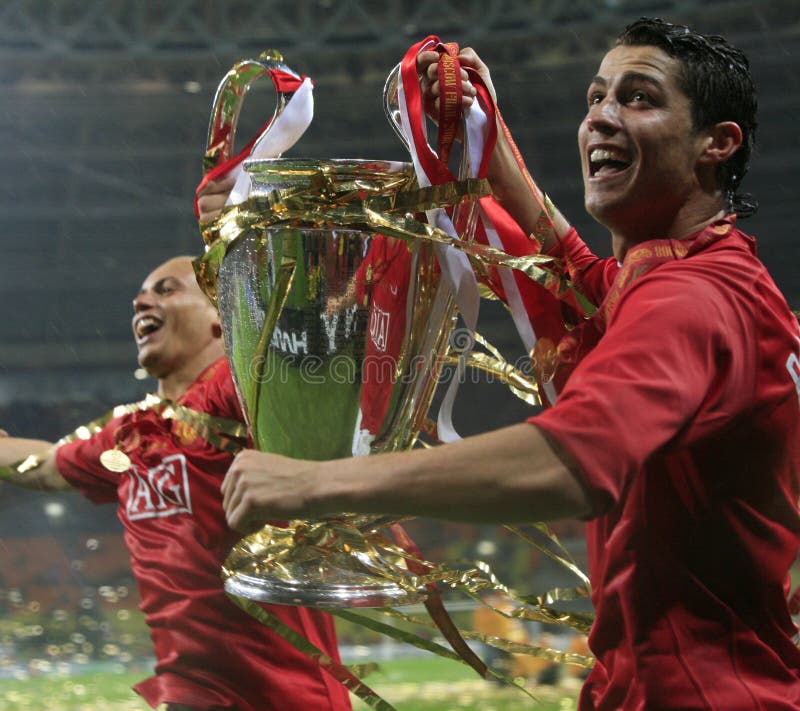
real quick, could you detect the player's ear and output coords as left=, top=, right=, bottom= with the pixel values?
left=698, top=121, right=743, bottom=167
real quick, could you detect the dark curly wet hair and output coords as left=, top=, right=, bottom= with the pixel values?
left=617, top=18, right=758, bottom=218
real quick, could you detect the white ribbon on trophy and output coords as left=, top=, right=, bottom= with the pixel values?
left=226, top=77, right=314, bottom=206
left=395, top=41, right=558, bottom=413
left=396, top=74, right=478, bottom=443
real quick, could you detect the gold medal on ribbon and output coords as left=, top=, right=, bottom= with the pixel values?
left=99, top=448, right=131, bottom=472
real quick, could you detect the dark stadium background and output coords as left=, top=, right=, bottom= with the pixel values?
left=0, top=0, right=797, bottom=672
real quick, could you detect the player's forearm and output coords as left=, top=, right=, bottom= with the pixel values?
left=0, top=438, right=70, bottom=491
left=487, top=119, right=572, bottom=252
left=0, top=437, right=52, bottom=466
left=317, top=422, right=591, bottom=523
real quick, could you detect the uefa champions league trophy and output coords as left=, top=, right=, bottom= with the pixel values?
left=196, top=52, right=468, bottom=607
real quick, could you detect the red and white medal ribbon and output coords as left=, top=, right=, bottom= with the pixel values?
left=397, top=37, right=559, bottom=418
left=226, top=75, right=313, bottom=205
left=194, top=69, right=313, bottom=217
left=397, top=37, right=481, bottom=442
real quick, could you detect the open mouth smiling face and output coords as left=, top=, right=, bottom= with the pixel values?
left=588, top=147, right=633, bottom=179
left=134, top=315, right=164, bottom=345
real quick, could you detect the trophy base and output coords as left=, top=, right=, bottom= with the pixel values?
left=223, top=518, right=429, bottom=608
left=224, top=562, right=426, bottom=608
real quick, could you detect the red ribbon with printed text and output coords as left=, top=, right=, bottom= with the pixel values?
left=400, top=36, right=573, bottom=401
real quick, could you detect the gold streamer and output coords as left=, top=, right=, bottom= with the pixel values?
left=346, top=662, right=380, bottom=679
left=506, top=523, right=591, bottom=590
left=371, top=606, right=593, bottom=670
left=194, top=175, right=492, bottom=304
left=345, top=529, right=596, bottom=635
left=247, top=255, right=297, bottom=450
left=363, top=205, right=596, bottom=317
left=332, top=609, right=542, bottom=700
left=225, top=517, right=594, bottom=644
left=227, top=594, right=397, bottom=710
left=196, top=169, right=596, bottom=316
left=0, top=394, right=248, bottom=480
left=334, top=608, right=467, bottom=665
left=443, top=331, right=542, bottom=407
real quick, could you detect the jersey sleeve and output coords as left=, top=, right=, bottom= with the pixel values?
left=547, top=226, right=619, bottom=307
left=55, top=424, right=121, bottom=504
left=532, top=265, right=757, bottom=516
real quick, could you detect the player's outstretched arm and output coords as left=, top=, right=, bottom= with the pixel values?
left=222, top=422, right=592, bottom=532
left=0, top=434, right=71, bottom=491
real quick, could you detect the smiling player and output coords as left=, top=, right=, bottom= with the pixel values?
left=221, top=18, right=800, bottom=709
left=0, top=256, right=351, bottom=711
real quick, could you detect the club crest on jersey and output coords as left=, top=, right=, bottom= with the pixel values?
left=369, top=305, right=391, bottom=352
left=125, top=454, right=193, bottom=521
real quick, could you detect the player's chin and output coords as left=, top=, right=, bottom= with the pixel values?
left=136, top=350, right=166, bottom=379
left=584, top=193, right=626, bottom=228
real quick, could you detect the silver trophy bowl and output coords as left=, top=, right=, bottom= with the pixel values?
left=216, top=158, right=456, bottom=607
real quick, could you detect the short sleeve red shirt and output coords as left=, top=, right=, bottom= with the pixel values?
left=534, top=226, right=800, bottom=710
left=55, top=358, right=351, bottom=711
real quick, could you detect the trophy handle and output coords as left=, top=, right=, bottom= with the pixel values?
left=203, top=50, right=302, bottom=175
left=382, top=62, right=410, bottom=152
left=382, top=59, right=471, bottom=180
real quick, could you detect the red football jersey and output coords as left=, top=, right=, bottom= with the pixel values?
left=549, top=226, right=621, bottom=309
left=534, top=224, right=800, bottom=709
left=56, top=359, right=351, bottom=711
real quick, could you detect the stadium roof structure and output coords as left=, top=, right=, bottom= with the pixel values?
left=1, top=0, right=799, bottom=407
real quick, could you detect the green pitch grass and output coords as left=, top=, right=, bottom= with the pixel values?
left=0, top=656, right=580, bottom=710
left=0, top=668, right=149, bottom=711
left=349, top=655, right=582, bottom=710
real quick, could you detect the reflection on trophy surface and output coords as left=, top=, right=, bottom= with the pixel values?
left=331, top=234, right=415, bottom=456
left=214, top=158, right=456, bottom=607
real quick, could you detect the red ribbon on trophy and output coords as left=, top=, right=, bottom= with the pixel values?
left=397, top=36, right=576, bottom=405
left=390, top=523, right=490, bottom=679
left=434, top=42, right=463, bottom=166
